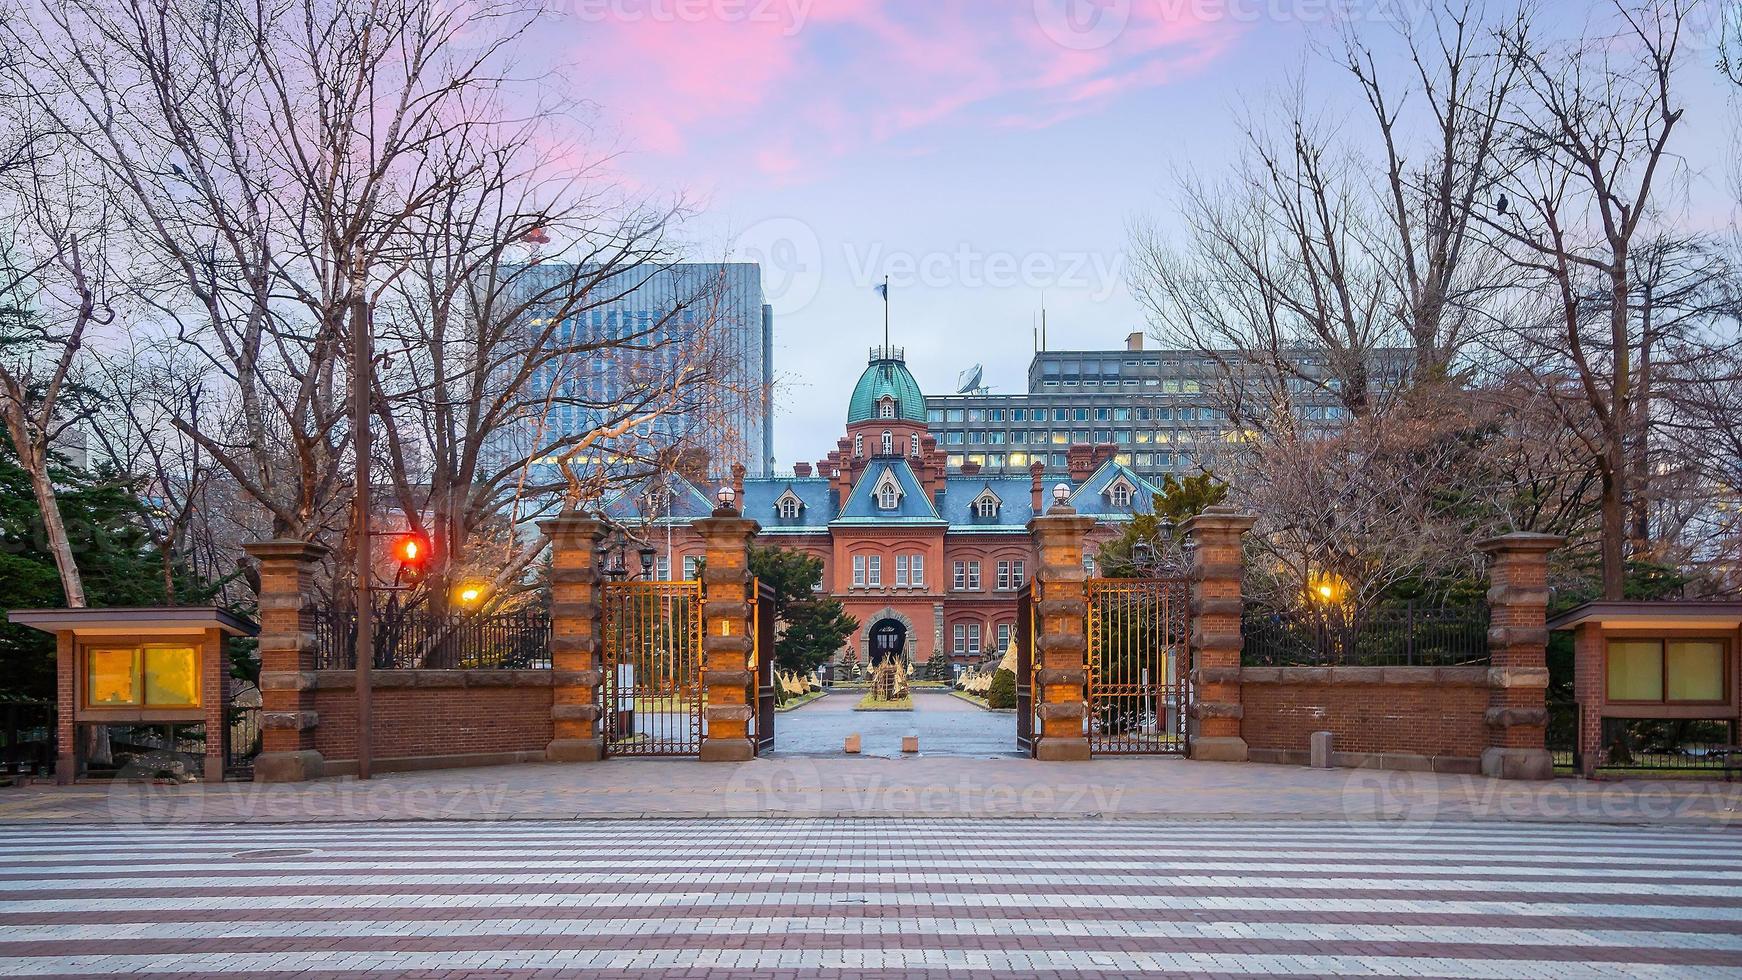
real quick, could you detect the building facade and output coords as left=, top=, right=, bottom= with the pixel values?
left=925, top=331, right=1376, bottom=482
left=517, top=261, right=775, bottom=477
left=605, top=346, right=1159, bottom=667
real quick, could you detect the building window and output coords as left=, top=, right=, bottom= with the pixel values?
left=854, top=433, right=863, bottom=457
left=777, top=496, right=801, bottom=520
left=910, top=437, right=920, bottom=457
left=1012, top=560, right=1025, bottom=588
left=657, top=556, right=670, bottom=580
left=911, top=554, right=925, bottom=587
left=967, top=623, right=982, bottom=654
left=878, top=483, right=900, bottom=509
left=953, top=624, right=967, bottom=654
left=1110, top=483, right=1133, bottom=507
left=84, top=645, right=201, bottom=708
left=867, top=555, right=882, bottom=587
left=997, top=560, right=1012, bottom=590
left=896, top=554, right=909, bottom=588
left=881, top=430, right=893, bottom=455
left=681, top=556, right=699, bottom=580
left=853, top=555, right=866, bottom=588
left=1082, top=553, right=1096, bottom=577
left=954, top=560, right=980, bottom=590
left=997, top=622, right=1011, bottom=652
left=878, top=397, right=896, bottom=419
left=974, top=494, right=999, bottom=518
left=1607, top=639, right=1728, bottom=703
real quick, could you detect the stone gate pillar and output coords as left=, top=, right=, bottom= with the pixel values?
left=696, top=499, right=759, bottom=762
left=1182, top=505, right=1256, bottom=763
left=541, top=512, right=608, bottom=762
left=1477, top=532, right=1563, bottom=780
left=1028, top=501, right=1094, bottom=761
left=245, top=539, right=329, bottom=782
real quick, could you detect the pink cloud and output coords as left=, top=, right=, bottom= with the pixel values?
left=550, top=1, right=1242, bottom=183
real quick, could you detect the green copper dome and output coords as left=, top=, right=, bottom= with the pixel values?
left=846, top=347, right=928, bottom=424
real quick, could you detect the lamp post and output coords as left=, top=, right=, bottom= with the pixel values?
left=350, top=263, right=373, bottom=781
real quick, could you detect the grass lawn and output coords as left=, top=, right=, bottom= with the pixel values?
left=855, top=693, right=913, bottom=711
left=775, top=690, right=827, bottom=712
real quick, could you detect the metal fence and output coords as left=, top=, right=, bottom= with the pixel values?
left=225, top=683, right=262, bottom=776
left=1, top=699, right=55, bottom=778
left=1547, top=700, right=1579, bottom=770
left=1595, top=717, right=1739, bottom=772
left=313, top=603, right=551, bottom=670
left=1087, top=577, right=1190, bottom=755
left=1242, top=601, right=1489, bottom=667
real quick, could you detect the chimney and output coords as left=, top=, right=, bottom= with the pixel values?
left=730, top=462, right=746, bottom=504
left=1126, top=331, right=1143, bottom=352
left=793, top=462, right=812, bottom=478
left=1029, top=460, right=1045, bottom=513
left=960, top=460, right=981, bottom=477
left=1067, top=444, right=1098, bottom=482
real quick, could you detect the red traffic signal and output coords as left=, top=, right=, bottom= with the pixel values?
left=392, top=534, right=431, bottom=568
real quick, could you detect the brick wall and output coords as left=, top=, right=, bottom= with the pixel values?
left=1242, top=666, right=1490, bottom=773
left=311, top=671, right=552, bottom=774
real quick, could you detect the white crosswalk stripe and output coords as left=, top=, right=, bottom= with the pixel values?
left=0, top=819, right=1740, bottom=977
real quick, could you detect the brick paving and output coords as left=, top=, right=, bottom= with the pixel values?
left=771, top=689, right=1016, bottom=757
left=2, top=820, right=1742, bottom=977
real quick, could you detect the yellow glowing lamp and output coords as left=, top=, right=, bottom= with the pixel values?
left=457, top=585, right=483, bottom=605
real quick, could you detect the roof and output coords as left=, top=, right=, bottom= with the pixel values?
left=1547, top=600, right=1742, bottom=632
left=600, top=472, right=716, bottom=523
left=1065, top=459, right=1159, bottom=518
left=846, top=355, right=928, bottom=424
left=834, top=458, right=943, bottom=524
left=937, top=478, right=1038, bottom=531
left=7, top=606, right=258, bottom=637
left=740, top=478, right=834, bottom=531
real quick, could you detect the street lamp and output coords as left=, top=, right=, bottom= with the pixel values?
left=1051, top=483, right=1070, bottom=506
left=717, top=485, right=737, bottom=511
left=456, top=584, right=484, bottom=607
left=637, top=545, right=657, bottom=580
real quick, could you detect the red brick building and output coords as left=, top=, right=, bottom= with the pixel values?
left=605, top=346, right=1160, bottom=668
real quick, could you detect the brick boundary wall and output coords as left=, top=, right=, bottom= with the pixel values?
left=1242, top=667, right=1490, bottom=773
left=309, top=670, right=553, bottom=776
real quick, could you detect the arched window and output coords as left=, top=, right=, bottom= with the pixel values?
left=878, top=483, right=900, bottom=509
left=881, top=430, right=893, bottom=455
left=975, top=496, right=999, bottom=518
left=1110, top=483, right=1132, bottom=507
left=853, top=433, right=863, bottom=457
left=877, top=397, right=896, bottom=419
left=910, top=437, right=920, bottom=457
left=777, top=497, right=800, bottom=520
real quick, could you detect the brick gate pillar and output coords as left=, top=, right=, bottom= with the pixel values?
left=1182, top=505, right=1256, bottom=763
left=696, top=497, right=760, bottom=762
left=244, top=539, right=329, bottom=782
left=1028, top=498, right=1094, bottom=762
left=541, top=511, right=608, bottom=762
left=1477, top=532, right=1563, bottom=780
left=1571, top=621, right=1603, bottom=778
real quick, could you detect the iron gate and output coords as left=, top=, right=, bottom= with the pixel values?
left=1087, top=577, right=1189, bottom=755
left=1014, top=584, right=1036, bottom=756
left=602, top=580, right=704, bottom=756
left=752, top=579, right=775, bottom=754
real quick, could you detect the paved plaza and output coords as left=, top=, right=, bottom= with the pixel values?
left=3, top=818, right=1742, bottom=977
left=771, top=689, right=1017, bottom=758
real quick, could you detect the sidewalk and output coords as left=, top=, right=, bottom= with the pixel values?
left=4, top=755, right=1740, bottom=827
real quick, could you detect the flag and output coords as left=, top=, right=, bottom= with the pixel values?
left=875, top=281, right=888, bottom=300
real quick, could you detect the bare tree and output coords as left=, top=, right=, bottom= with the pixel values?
left=1479, top=0, right=1694, bottom=598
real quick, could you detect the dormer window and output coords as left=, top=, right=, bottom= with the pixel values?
left=774, top=489, right=804, bottom=521
left=873, top=471, right=903, bottom=511
left=972, top=488, right=1001, bottom=518
left=1106, top=476, right=1136, bottom=508
left=877, top=397, right=896, bottom=419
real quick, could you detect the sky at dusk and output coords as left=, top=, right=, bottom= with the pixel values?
left=508, top=0, right=1740, bottom=470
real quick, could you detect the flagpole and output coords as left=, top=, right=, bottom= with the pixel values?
left=882, top=275, right=890, bottom=353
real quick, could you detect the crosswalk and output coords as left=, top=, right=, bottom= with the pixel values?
left=1, top=819, right=1741, bottom=977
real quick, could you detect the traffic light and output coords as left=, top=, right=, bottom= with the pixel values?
left=393, top=533, right=431, bottom=581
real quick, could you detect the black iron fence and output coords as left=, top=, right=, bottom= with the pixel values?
left=314, top=603, right=551, bottom=670
left=1547, top=700, right=1579, bottom=770
left=1595, top=717, right=1739, bottom=772
left=1, top=699, right=55, bottom=778
left=225, top=683, right=262, bottom=776
left=1242, top=601, right=1489, bottom=667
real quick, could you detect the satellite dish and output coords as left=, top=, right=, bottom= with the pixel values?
left=956, top=364, right=984, bottom=394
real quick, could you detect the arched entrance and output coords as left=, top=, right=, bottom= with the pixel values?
left=868, top=618, right=906, bottom=664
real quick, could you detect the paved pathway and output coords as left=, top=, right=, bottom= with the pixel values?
left=3, top=756, right=1742, bottom=825
left=2, top=819, right=1742, bottom=977
left=773, top=689, right=1017, bottom=757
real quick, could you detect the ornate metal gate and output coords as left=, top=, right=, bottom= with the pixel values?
left=752, top=579, right=775, bottom=754
left=602, top=580, right=704, bottom=756
left=1014, top=584, right=1036, bottom=756
left=1087, top=577, right=1189, bottom=755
